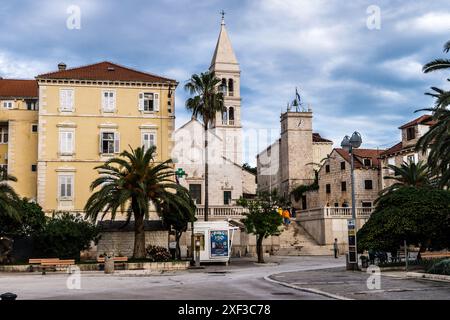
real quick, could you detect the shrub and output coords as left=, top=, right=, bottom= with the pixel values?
left=146, top=245, right=171, bottom=262
left=34, top=212, right=100, bottom=260
left=426, top=258, right=450, bottom=275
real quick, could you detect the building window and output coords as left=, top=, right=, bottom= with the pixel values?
left=141, top=132, right=156, bottom=152
left=325, top=164, right=330, bottom=173
left=189, top=184, right=201, bottom=204
left=59, top=130, right=74, bottom=155
left=406, top=127, right=416, bottom=140
left=59, top=89, right=74, bottom=111
left=222, top=108, right=228, bottom=125
left=31, top=164, right=37, bottom=172
left=0, top=127, right=8, bottom=144
left=223, top=191, right=232, bottom=205
left=220, top=78, right=227, bottom=94
left=326, top=184, right=331, bottom=194
left=31, top=124, right=38, bottom=133
left=362, top=201, right=372, bottom=208
left=138, top=92, right=160, bottom=112
left=228, top=78, right=234, bottom=96
left=26, top=100, right=38, bottom=110
left=228, top=107, right=234, bottom=125
left=301, top=195, right=307, bottom=210
left=363, top=158, right=372, bottom=166
left=340, top=161, right=346, bottom=170
left=58, top=175, right=73, bottom=199
left=2, top=101, right=14, bottom=109
left=341, top=181, right=347, bottom=192
left=102, top=90, right=116, bottom=112
left=100, top=131, right=119, bottom=154
left=364, top=180, right=373, bottom=190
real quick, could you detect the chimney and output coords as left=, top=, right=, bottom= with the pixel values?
left=58, top=62, right=67, bottom=71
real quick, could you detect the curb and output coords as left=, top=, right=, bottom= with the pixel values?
left=263, top=274, right=352, bottom=300
left=405, top=272, right=450, bottom=283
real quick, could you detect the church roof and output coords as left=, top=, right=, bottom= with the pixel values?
left=0, top=79, right=38, bottom=98
left=210, top=18, right=239, bottom=70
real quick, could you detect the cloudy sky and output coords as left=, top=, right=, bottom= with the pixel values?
left=1, top=0, right=449, bottom=165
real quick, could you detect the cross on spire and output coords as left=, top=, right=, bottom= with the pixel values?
left=220, top=10, right=225, bottom=25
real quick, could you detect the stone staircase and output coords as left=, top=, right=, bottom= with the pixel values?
left=274, top=221, right=332, bottom=256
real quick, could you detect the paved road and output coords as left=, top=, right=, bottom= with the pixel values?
left=0, top=256, right=344, bottom=300
left=269, top=266, right=450, bottom=300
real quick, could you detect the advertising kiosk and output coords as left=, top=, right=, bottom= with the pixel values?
left=193, top=221, right=238, bottom=264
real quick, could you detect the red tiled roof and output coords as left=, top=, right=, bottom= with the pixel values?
left=335, top=148, right=385, bottom=169
left=0, top=79, right=38, bottom=98
left=36, top=61, right=176, bottom=83
left=399, top=114, right=435, bottom=129
left=379, top=142, right=402, bottom=157
left=312, top=132, right=332, bottom=143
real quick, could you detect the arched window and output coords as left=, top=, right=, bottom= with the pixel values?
left=228, top=78, right=234, bottom=96
left=221, top=78, right=227, bottom=94
left=228, top=107, right=234, bottom=125
left=222, top=107, right=228, bottom=125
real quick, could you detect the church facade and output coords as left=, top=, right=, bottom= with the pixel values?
left=172, top=17, right=256, bottom=215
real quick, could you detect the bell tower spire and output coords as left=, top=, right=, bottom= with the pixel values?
left=210, top=13, right=242, bottom=165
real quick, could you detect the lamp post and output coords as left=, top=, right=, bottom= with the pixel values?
left=341, top=131, right=362, bottom=270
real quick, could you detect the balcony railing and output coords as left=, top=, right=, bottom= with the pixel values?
left=195, top=205, right=248, bottom=219
left=297, top=207, right=374, bottom=220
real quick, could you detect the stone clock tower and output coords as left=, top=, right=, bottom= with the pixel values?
left=210, top=15, right=242, bottom=165
left=279, top=110, right=315, bottom=197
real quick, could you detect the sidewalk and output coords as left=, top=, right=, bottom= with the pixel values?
left=267, top=266, right=450, bottom=300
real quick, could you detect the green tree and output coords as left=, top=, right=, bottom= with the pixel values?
left=185, top=71, right=225, bottom=221
left=0, top=198, right=46, bottom=237
left=34, top=212, right=100, bottom=260
left=381, top=160, right=430, bottom=195
left=0, top=169, right=21, bottom=225
left=416, top=40, right=450, bottom=188
left=237, top=190, right=284, bottom=263
left=160, top=190, right=196, bottom=260
left=84, top=146, right=190, bottom=258
left=357, top=187, right=450, bottom=253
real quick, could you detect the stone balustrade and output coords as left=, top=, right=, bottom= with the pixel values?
left=298, top=206, right=374, bottom=219
left=195, top=205, right=248, bottom=219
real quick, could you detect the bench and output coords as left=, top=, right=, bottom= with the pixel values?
left=420, top=252, right=450, bottom=260
left=28, top=258, right=75, bottom=274
left=97, top=256, right=128, bottom=263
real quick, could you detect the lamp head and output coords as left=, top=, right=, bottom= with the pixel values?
left=340, top=135, right=351, bottom=152
left=350, top=131, right=362, bottom=148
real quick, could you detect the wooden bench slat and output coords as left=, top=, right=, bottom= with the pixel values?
left=29, top=258, right=59, bottom=264
left=97, top=257, right=128, bottom=263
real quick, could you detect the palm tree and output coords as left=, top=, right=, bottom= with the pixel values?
left=381, top=160, right=430, bottom=195
left=0, top=168, right=21, bottom=223
left=84, top=146, right=192, bottom=258
left=184, top=71, right=225, bottom=221
left=416, top=40, right=450, bottom=188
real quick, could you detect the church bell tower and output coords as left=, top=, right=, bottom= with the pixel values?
left=210, top=13, right=242, bottom=165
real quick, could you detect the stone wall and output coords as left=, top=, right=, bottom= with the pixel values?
left=97, top=230, right=169, bottom=257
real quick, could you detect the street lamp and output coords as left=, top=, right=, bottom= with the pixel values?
left=341, top=131, right=362, bottom=270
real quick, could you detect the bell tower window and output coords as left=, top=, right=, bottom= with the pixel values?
left=228, top=79, right=234, bottom=96
left=228, top=107, right=234, bottom=125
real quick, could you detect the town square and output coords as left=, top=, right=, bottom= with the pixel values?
left=0, top=0, right=449, bottom=313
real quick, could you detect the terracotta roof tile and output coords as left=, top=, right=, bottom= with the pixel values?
left=312, top=132, right=332, bottom=143
left=36, top=61, right=176, bottom=83
left=399, top=114, right=435, bottom=129
left=0, top=79, right=38, bottom=98
left=335, top=148, right=385, bottom=169
left=379, top=142, right=402, bottom=157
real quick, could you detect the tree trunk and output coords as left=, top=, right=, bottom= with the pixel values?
left=256, top=235, right=264, bottom=264
left=204, top=125, right=209, bottom=221
left=175, top=231, right=182, bottom=260
left=133, top=213, right=146, bottom=259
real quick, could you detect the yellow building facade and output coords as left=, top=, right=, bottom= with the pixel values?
left=1, top=61, right=177, bottom=215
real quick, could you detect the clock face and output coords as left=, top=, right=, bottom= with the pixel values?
left=297, top=120, right=302, bottom=127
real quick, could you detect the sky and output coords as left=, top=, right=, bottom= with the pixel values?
left=1, top=0, right=449, bottom=166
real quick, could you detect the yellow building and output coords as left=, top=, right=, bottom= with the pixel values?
left=1, top=61, right=177, bottom=215
left=0, top=79, right=39, bottom=199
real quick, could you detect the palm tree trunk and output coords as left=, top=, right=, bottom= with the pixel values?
left=256, top=235, right=264, bottom=263
left=204, top=125, right=209, bottom=221
left=175, top=231, right=181, bottom=260
left=133, top=212, right=146, bottom=259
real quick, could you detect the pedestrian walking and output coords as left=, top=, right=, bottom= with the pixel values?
left=333, top=238, right=339, bottom=258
